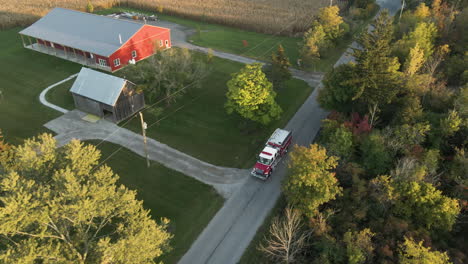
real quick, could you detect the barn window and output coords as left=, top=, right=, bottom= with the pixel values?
left=132, top=50, right=137, bottom=58
left=165, top=40, right=169, bottom=46
left=159, top=40, right=163, bottom=47
left=114, top=58, right=121, bottom=67
left=98, top=59, right=107, bottom=67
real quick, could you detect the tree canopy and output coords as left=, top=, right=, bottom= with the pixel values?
left=351, top=10, right=402, bottom=114
left=225, top=63, right=282, bottom=125
left=270, top=45, right=292, bottom=87
left=399, top=237, right=452, bottom=264
left=283, top=144, right=342, bottom=217
left=0, top=134, right=172, bottom=263
left=120, top=48, right=209, bottom=106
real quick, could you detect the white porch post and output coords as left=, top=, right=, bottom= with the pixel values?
left=28, top=36, right=34, bottom=49
left=20, top=34, right=26, bottom=47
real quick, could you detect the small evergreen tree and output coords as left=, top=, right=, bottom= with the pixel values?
left=270, top=45, right=292, bottom=88
left=349, top=10, right=402, bottom=125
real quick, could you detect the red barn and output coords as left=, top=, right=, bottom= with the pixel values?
left=19, top=8, right=171, bottom=72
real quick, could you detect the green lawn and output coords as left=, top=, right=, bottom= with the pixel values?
left=122, top=55, right=313, bottom=168
left=45, top=79, right=75, bottom=111
left=91, top=141, right=223, bottom=263
left=0, top=28, right=81, bottom=144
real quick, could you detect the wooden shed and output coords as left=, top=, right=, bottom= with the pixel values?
left=19, top=8, right=171, bottom=72
left=70, top=67, right=145, bottom=123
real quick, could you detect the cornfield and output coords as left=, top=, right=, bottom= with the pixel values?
left=0, top=0, right=332, bottom=35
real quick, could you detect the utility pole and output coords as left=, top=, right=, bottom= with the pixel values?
left=139, top=112, right=150, bottom=168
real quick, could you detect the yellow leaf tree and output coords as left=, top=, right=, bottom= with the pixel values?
left=283, top=144, right=342, bottom=217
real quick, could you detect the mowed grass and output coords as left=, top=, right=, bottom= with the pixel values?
left=120, top=55, right=313, bottom=168
left=0, top=28, right=81, bottom=144
left=91, top=141, right=223, bottom=263
left=45, top=78, right=75, bottom=110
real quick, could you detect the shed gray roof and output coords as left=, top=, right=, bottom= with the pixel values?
left=70, top=67, right=127, bottom=106
left=20, top=8, right=144, bottom=56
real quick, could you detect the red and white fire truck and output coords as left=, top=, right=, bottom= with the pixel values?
left=251, top=128, right=293, bottom=180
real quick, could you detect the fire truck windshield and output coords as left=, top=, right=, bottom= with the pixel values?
left=258, top=156, right=272, bottom=165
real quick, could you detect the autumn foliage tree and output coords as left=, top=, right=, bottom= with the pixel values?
left=0, top=134, right=172, bottom=263
left=283, top=144, right=342, bottom=217
left=399, top=237, right=452, bottom=264
left=225, top=63, right=282, bottom=125
left=301, top=5, right=348, bottom=61
left=343, top=228, right=375, bottom=264
left=316, top=5, right=347, bottom=42
left=270, top=45, right=292, bottom=88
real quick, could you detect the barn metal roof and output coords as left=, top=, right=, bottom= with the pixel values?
left=70, top=67, right=126, bottom=106
left=19, top=8, right=144, bottom=56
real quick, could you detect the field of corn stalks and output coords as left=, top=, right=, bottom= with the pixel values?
left=0, top=0, right=331, bottom=35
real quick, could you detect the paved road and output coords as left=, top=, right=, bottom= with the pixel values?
left=44, top=110, right=248, bottom=198
left=179, top=1, right=401, bottom=263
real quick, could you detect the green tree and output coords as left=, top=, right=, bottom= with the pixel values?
left=121, top=48, right=209, bottom=106
left=447, top=148, right=468, bottom=197
left=360, top=131, right=393, bottom=175
left=440, top=110, right=462, bottom=137
left=395, top=95, right=423, bottom=124
left=270, top=45, right=292, bottom=87
left=399, top=237, right=452, bottom=264
left=319, top=119, right=354, bottom=160
left=0, top=134, right=172, bottom=263
left=350, top=10, right=402, bottom=124
left=225, top=63, right=282, bottom=125
left=384, top=123, right=431, bottom=154
left=283, top=144, right=342, bottom=217
left=396, top=22, right=438, bottom=59
left=393, top=180, right=460, bottom=231
left=318, top=63, right=360, bottom=113
left=343, top=228, right=375, bottom=264
left=453, top=85, right=468, bottom=126
left=86, top=1, right=94, bottom=13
